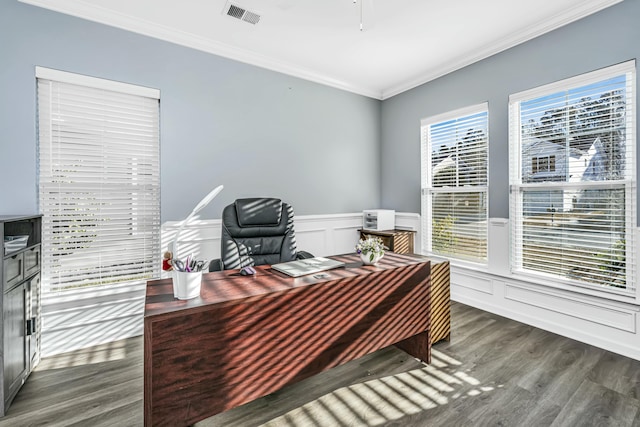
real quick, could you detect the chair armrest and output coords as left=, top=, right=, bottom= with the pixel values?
left=296, top=251, right=314, bottom=260
left=208, top=258, right=224, bottom=272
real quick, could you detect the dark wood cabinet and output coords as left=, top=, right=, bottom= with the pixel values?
left=1, top=215, right=41, bottom=416
left=358, top=228, right=417, bottom=254
left=3, top=282, right=26, bottom=405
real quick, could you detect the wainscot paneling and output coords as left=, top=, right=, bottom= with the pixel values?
left=41, top=284, right=144, bottom=357
left=504, top=282, right=636, bottom=333
left=395, top=212, right=422, bottom=249
left=160, top=212, right=421, bottom=273
left=41, top=212, right=419, bottom=356
left=451, top=270, right=494, bottom=295
left=447, top=219, right=640, bottom=362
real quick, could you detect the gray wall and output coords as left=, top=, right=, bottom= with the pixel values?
left=381, top=0, right=640, bottom=220
left=0, top=1, right=381, bottom=221
left=5, top=0, right=636, bottom=222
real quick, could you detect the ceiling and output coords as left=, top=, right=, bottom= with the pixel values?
left=20, top=0, right=622, bottom=99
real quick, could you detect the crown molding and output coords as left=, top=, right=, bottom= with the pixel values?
left=19, top=0, right=383, bottom=99
left=381, top=0, right=624, bottom=99
left=20, top=0, right=622, bottom=101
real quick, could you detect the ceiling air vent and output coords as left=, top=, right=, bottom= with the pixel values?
left=223, top=2, right=261, bottom=25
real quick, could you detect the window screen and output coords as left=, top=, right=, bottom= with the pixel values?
left=421, top=104, right=488, bottom=263
left=509, top=61, right=635, bottom=294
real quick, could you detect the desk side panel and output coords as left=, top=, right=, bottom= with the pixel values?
left=430, top=260, right=451, bottom=344
left=143, top=319, right=153, bottom=427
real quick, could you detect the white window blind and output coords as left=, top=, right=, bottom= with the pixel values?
left=37, top=68, right=160, bottom=294
left=421, top=103, right=488, bottom=263
left=509, top=61, right=635, bottom=295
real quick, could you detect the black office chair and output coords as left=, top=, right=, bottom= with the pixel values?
left=209, top=198, right=313, bottom=271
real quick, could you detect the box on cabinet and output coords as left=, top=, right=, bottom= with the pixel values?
left=362, top=210, right=395, bottom=231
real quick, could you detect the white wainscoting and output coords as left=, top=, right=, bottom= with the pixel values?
left=449, top=219, right=640, bottom=361
left=160, top=213, right=363, bottom=277
left=41, top=213, right=640, bottom=361
left=161, top=212, right=422, bottom=275
left=41, top=212, right=420, bottom=356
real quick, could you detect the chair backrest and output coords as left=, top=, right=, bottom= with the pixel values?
left=220, top=198, right=298, bottom=269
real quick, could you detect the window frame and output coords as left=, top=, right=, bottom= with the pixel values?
left=420, top=102, right=489, bottom=265
left=508, top=60, right=637, bottom=300
left=36, top=67, right=161, bottom=297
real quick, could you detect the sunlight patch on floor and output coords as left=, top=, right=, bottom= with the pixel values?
left=36, top=339, right=129, bottom=370
left=261, top=349, right=492, bottom=427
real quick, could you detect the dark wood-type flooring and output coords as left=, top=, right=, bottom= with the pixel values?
left=2, top=301, right=639, bottom=426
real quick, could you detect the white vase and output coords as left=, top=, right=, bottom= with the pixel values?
left=173, top=270, right=203, bottom=300
left=360, top=251, right=383, bottom=265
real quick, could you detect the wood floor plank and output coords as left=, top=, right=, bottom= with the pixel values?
left=588, top=350, right=640, bottom=399
left=466, top=385, right=563, bottom=427
left=517, top=338, right=606, bottom=406
left=1, top=301, right=639, bottom=427
left=550, top=378, right=640, bottom=426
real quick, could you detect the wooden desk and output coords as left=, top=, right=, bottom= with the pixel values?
left=144, top=252, right=431, bottom=427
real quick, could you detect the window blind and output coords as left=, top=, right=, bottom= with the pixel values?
left=421, top=104, right=488, bottom=263
left=509, top=61, right=635, bottom=294
left=37, top=68, right=160, bottom=294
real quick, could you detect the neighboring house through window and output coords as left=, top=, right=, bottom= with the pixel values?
left=421, top=103, right=488, bottom=263
left=532, top=155, right=556, bottom=175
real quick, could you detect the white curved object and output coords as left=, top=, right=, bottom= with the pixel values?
left=170, top=184, right=223, bottom=257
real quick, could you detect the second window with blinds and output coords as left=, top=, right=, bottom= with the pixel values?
left=421, top=103, right=489, bottom=264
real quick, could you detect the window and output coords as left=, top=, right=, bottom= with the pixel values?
left=532, top=155, right=556, bottom=175
left=37, top=67, right=160, bottom=293
left=421, top=103, right=488, bottom=263
left=509, top=61, right=635, bottom=295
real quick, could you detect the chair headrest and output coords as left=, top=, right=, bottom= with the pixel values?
left=235, top=198, right=283, bottom=227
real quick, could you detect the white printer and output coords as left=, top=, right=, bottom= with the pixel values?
left=362, top=209, right=395, bottom=231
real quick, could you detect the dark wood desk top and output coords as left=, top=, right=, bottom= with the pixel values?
left=357, top=228, right=417, bottom=236
left=144, top=252, right=429, bottom=319
left=144, top=251, right=432, bottom=426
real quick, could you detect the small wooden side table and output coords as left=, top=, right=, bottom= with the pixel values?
left=358, top=228, right=417, bottom=254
